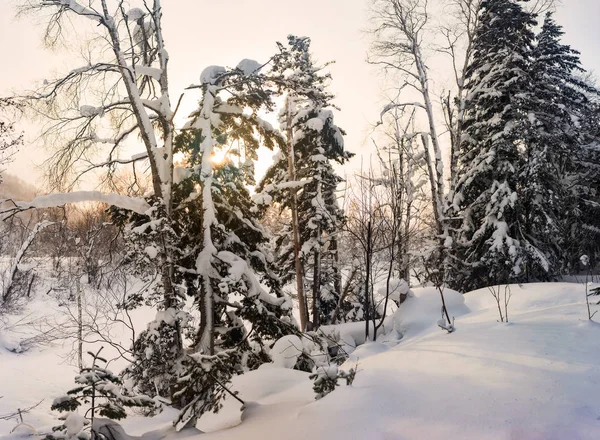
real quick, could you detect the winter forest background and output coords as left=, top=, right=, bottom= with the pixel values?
left=1, top=1, right=600, bottom=439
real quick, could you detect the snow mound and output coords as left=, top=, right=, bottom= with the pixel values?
left=236, top=59, right=261, bottom=75
left=200, top=66, right=226, bottom=85
left=271, top=335, right=303, bottom=368
left=390, top=286, right=470, bottom=337
left=3, top=424, right=37, bottom=440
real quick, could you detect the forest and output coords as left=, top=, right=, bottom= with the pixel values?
left=1, top=1, right=599, bottom=439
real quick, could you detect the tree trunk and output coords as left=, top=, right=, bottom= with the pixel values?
left=364, top=221, right=372, bottom=341
left=286, top=95, right=308, bottom=331
left=312, top=243, right=321, bottom=329
left=77, top=277, right=83, bottom=370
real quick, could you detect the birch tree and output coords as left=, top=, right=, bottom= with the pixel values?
left=7, top=0, right=300, bottom=425
left=369, top=0, right=454, bottom=327
left=15, top=0, right=181, bottom=318
left=370, top=0, right=446, bottom=238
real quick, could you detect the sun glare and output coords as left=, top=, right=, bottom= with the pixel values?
left=211, top=150, right=227, bottom=165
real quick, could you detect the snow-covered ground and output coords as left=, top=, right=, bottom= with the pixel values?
left=2, top=282, right=600, bottom=439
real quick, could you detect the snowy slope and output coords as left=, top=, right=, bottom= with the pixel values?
left=2, top=283, right=600, bottom=439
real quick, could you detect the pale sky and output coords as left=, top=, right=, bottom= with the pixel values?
left=0, top=0, right=599, bottom=189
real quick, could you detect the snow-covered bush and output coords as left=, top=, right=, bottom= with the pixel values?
left=269, top=331, right=347, bottom=372
left=309, top=365, right=356, bottom=400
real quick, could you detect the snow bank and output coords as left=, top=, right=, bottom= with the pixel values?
left=389, top=286, right=470, bottom=337
left=270, top=335, right=303, bottom=368
left=3, top=282, right=600, bottom=440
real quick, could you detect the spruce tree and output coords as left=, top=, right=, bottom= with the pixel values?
left=524, top=12, right=597, bottom=277
left=47, top=348, right=154, bottom=440
left=450, top=0, right=537, bottom=291
left=259, top=36, right=352, bottom=327
left=117, top=62, right=300, bottom=428
left=573, top=99, right=600, bottom=267
left=166, top=64, right=298, bottom=429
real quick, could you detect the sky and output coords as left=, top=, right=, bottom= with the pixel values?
left=0, top=0, right=599, bottom=191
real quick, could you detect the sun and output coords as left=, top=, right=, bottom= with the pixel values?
left=211, top=149, right=227, bottom=165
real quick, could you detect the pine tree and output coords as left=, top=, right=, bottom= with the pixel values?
left=259, top=36, right=353, bottom=328
left=523, top=12, right=597, bottom=278
left=47, top=348, right=154, bottom=440
left=164, top=63, right=298, bottom=429
left=573, top=99, right=600, bottom=267
left=450, top=0, right=537, bottom=291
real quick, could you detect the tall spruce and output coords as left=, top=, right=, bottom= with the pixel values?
left=450, top=0, right=538, bottom=292
left=121, top=63, right=298, bottom=429
left=573, top=98, right=600, bottom=267
left=524, top=12, right=596, bottom=277
left=258, top=36, right=352, bottom=328
left=170, top=64, right=298, bottom=429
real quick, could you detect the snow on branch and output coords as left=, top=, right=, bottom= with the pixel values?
left=1, top=191, right=150, bottom=216
left=378, top=102, right=427, bottom=125
left=41, top=0, right=103, bottom=23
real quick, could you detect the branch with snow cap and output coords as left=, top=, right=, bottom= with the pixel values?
left=0, top=191, right=151, bottom=219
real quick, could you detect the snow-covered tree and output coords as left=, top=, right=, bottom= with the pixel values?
left=450, top=0, right=538, bottom=291
left=11, top=2, right=301, bottom=424
left=520, top=12, right=596, bottom=280
left=259, top=36, right=352, bottom=329
left=573, top=99, right=600, bottom=267
left=369, top=0, right=447, bottom=240
left=46, top=347, right=154, bottom=440
left=141, top=64, right=299, bottom=429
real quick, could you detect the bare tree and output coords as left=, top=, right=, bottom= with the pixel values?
left=369, top=0, right=447, bottom=238
left=14, top=0, right=180, bottom=315
left=369, top=0, right=457, bottom=331
left=0, top=99, right=22, bottom=183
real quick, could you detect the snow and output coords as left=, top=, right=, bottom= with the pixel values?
left=236, top=59, right=261, bottom=75
left=270, top=335, right=303, bottom=368
left=144, top=246, right=158, bottom=259
left=3, top=192, right=151, bottom=216
left=136, top=66, right=163, bottom=80
left=200, top=66, right=226, bottom=85
left=79, top=105, right=103, bottom=118
left=126, top=8, right=146, bottom=21
left=2, top=282, right=600, bottom=439
left=64, top=413, right=85, bottom=437
left=58, top=0, right=101, bottom=23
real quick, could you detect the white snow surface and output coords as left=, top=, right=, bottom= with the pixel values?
left=2, top=282, right=600, bottom=439
left=236, top=59, right=261, bottom=75
left=200, top=66, right=226, bottom=85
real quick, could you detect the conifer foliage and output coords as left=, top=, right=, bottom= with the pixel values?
left=449, top=2, right=600, bottom=291
left=152, top=63, right=298, bottom=429
left=524, top=12, right=596, bottom=278
left=47, top=347, right=154, bottom=440
left=450, top=0, right=538, bottom=291
left=259, top=36, right=353, bottom=328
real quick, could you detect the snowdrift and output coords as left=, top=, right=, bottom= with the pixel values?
left=2, top=282, right=600, bottom=439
